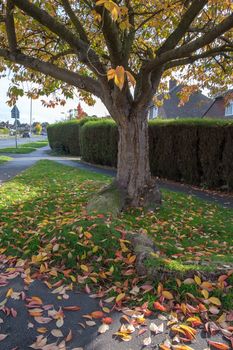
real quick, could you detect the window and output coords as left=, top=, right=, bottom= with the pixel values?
left=148, top=106, right=158, bottom=120
left=225, top=100, right=233, bottom=116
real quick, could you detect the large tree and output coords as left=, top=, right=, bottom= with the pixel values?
left=0, top=0, right=233, bottom=207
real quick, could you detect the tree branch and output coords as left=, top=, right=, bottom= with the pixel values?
left=12, top=0, right=106, bottom=77
left=60, top=0, right=90, bottom=43
left=146, top=13, right=233, bottom=71
left=158, top=0, right=208, bottom=55
left=164, top=46, right=233, bottom=69
left=0, top=48, right=103, bottom=98
left=5, top=0, right=17, bottom=52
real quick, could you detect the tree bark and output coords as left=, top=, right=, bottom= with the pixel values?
left=116, top=109, right=161, bottom=208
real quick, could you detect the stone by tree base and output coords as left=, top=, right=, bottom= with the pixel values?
left=86, top=180, right=162, bottom=216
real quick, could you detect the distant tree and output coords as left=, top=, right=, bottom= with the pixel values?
left=34, top=123, right=42, bottom=135
left=77, top=103, right=87, bottom=119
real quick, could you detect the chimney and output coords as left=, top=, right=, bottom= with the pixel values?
left=169, top=79, right=177, bottom=91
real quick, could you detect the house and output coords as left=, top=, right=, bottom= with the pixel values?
left=148, top=80, right=213, bottom=119
left=203, top=90, right=233, bottom=118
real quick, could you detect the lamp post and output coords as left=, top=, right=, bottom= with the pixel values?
left=29, top=97, right=32, bottom=135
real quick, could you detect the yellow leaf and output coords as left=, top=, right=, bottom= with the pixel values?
left=80, top=264, right=89, bottom=272
left=216, top=313, right=226, bottom=324
left=114, top=66, right=125, bottom=90
left=6, top=288, right=14, bottom=298
left=162, top=290, right=174, bottom=300
left=208, top=297, right=221, bottom=306
left=201, top=289, right=209, bottom=299
left=116, top=292, right=125, bottom=303
left=194, top=275, right=201, bottom=285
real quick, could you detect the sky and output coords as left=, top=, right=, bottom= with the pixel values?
left=0, top=76, right=108, bottom=125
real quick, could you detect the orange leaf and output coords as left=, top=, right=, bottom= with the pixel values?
left=208, top=340, right=230, bottom=350
left=126, top=71, right=136, bottom=87
left=31, top=296, right=43, bottom=305
left=90, top=311, right=104, bottom=319
left=153, top=301, right=167, bottom=312
left=102, top=317, right=113, bottom=324
left=107, top=68, right=115, bottom=81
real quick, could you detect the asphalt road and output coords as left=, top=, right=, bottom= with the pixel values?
left=0, top=135, right=47, bottom=148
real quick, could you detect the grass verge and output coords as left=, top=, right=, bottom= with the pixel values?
left=0, top=140, right=48, bottom=154
left=0, top=160, right=232, bottom=310
left=0, top=155, right=12, bottom=164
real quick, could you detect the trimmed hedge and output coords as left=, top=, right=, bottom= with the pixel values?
left=47, top=118, right=95, bottom=155
left=80, top=119, right=118, bottom=167
left=48, top=118, right=233, bottom=190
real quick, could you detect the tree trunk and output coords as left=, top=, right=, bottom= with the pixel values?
left=116, top=110, right=161, bottom=208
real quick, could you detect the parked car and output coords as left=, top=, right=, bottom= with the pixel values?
left=22, top=132, right=31, bottom=138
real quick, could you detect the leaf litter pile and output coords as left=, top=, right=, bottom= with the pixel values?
left=0, top=160, right=232, bottom=350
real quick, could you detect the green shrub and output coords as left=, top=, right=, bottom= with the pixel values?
left=80, top=119, right=118, bottom=166
left=0, top=128, right=9, bottom=135
left=47, top=117, right=233, bottom=190
left=47, top=118, right=95, bottom=155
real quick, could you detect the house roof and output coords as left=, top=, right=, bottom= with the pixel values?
left=150, top=82, right=213, bottom=118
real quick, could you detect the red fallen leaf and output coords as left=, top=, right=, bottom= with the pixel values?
left=143, top=309, right=153, bottom=317
left=90, top=311, right=104, bottom=319
left=208, top=340, right=230, bottom=349
left=63, top=306, right=81, bottom=311
left=102, top=317, right=113, bottom=325
left=141, top=284, right=154, bottom=292
left=218, top=275, right=228, bottom=283
left=153, top=301, right=166, bottom=312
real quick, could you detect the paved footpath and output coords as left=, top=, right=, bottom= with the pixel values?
left=0, top=147, right=232, bottom=349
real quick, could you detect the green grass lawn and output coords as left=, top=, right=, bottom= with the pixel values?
left=0, top=160, right=232, bottom=310
left=0, top=155, right=12, bottom=164
left=0, top=140, right=48, bottom=154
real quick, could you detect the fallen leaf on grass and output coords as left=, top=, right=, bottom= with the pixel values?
left=116, top=292, right=125, bottom=303
left=208, top=297, right=221, bottom=306
left=153, top=301, right=167, bottom=311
